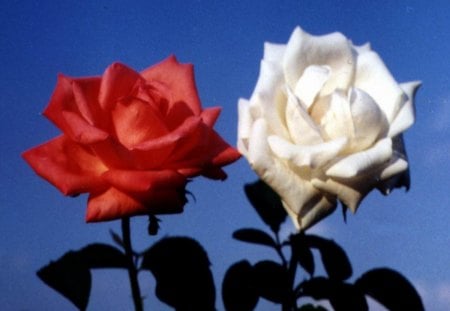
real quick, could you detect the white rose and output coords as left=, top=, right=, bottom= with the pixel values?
left=237, top=27, right=420, bottom=230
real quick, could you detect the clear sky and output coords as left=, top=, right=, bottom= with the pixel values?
left=1, top=0, right=449, bottom=310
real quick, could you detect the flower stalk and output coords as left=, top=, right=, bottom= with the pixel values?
left=122, top=217, right=143, bottom=311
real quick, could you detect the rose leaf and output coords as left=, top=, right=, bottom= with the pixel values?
left=304, top=234, right=352, bottom=281
left=355, top=267, right=424, bottom=311
left=37, top=251, right=91, bottom=311
left=233, top=228, right=277, bottom=248
left=222, top=260, right=259, bottom=311
left=253, top=260, right=290, bottom=303
left=244, top=179, right=287, bottom=233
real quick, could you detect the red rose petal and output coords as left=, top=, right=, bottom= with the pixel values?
left=201, top=107, right=221, bottom=127
left=102, top=169, right=186, bottom=193
left=22, top=135, right=107, bottom=195
left=141, top=55, right=202, bottom=116
left=111, top=97, right=168, bottom=149
left=86, top=187, right=185, bottom=222
left=98, top=63, right=142, bottom=110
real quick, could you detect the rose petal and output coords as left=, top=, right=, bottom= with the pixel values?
left=43, top=75, right=76, bottom=132
left=22, top=135, right=107, bottom=195
left=263, top=42, right=286, bottom=64
left=347, top=88, right=389, bottom=151
left=86, top=187, right=185, bottom=222
left=102, top=169, right=186, bottom=193
left=283, top=26, right=355, bottom=94
left=312, top=178, right=371, bottom=213
left=62, top=111, right=109, bottom=144
left=133, top=116, right=201, bottom=151
left=268, top=135, right=347, bottom=169
left=237, top=98, right=252, bottom=154
left=98, top=63, right=142, bottom=110
left=163, top=125, right=241, bottom=179
left=285, top=88, right=323, bottom=145
left=201, top=106, right=221, bottom=127
left=353, top=49, right=404, bottom=123
left=247, top=119, right=319, bottom=217
left=326, top=137, right=393, bottom=178
left=250, top=59, right=290, bottom=138
left=141, top=55, right=202, bottom=115
left=313, top=90, right=354, bottom=141
left=71, top=78, right=102, bottom=126
left=292, top=196, right=337, bottom=230
left=388, top=81, right=421, bottom=137
left=112, top=97, right=168, bottom=149
left=294, top=65, right=330, bottom=109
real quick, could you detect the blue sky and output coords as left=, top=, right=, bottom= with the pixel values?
left=1, top=0, right=450, bottom=310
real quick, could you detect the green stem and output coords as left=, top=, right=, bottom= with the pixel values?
left=122, top=217, right=143, bottom=311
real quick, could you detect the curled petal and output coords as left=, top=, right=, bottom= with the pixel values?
left=312, top=178, right=371, bottom=213
left=263, top=42, right=286, bottom=64
left=268, top=136, right=347, bottom=169
left=247, top=119, right=319, bottom=218
left=285, top=88, right=323, bottom=145
left=283, top=26, right=355, bottom=93
left=134, top=116, right=202, bottom=151
left=388, top=81, right=421, bottom=137
left=293, top=196, right=337, bottom=230
left=353, top=49, right=404, bottom=123
left=237, top=98, right=252, bottom=154
left=62, top=111, right=109, bottom=144
left=86, top=186, right=185, bottom=222
left=22, top=135, right=106, bottom=195
left=141, top=55, right=202, bottom=115
left=71, top=78, right=102, bottom=126
left=112, top=97, right=168, bottom=149
left=326, top=138, right=393, bottom=178
left=102, top=169, right=186, bottom=193
left=201, top=107, right=221, bottom=127
left=348, top=88, right=389, bottom=151
left=294, top=65, right=330, bottom=109
left=43, top=75, right=77, bottom=132
left=313, top=90, right=354, bottom=141
left=99, top=63, right=142, bottom=110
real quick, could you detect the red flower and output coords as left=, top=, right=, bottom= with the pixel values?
left=23, top=56, right=241, bottom=222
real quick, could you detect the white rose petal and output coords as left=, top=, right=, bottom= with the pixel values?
left=283, top=27, right=355, bottom=94
left=268, top=135, right=347, bottom=169
left=285, top=88, right=323, bottom=145
left=294, top=65, right=331, bottom=109
left=263, top=42, right=286, bottom=64
left=237, top=98, right=252, bottom=154
left=354, top=49, right=405, bottom=123
left=326, top=138, right=393, bottom=178
left=388, top=81, right=421, bottom=137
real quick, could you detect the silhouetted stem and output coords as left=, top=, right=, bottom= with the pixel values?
left=122, top=217, right=143, bottom=311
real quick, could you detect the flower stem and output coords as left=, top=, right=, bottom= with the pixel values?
left=122, top=217, right=143, bottom=311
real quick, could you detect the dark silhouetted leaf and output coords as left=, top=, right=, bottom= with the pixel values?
left=302, top=234, right=352, bottom=281
left=141, top=237, right=215, bottom=311
left=79, top=243, right=127, bottom=269
left=300, top=277, right=368, bottom=311
left=355, top=268, right=424, bottom=311
left=253, top=260, right=290, bottom=303
left=290, top=234, right=315, bottom=276
left=233, top=228, right=277, bottom=248
left=37, top=251, right=91, bottom=311
left=298, top=304, right=328, bottom=311
left=244, top=180, right=287, bottom=233
left=222, top=260, right=258, bottom=311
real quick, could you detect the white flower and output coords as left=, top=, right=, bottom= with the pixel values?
left=237, top=27, right=420, bottom=230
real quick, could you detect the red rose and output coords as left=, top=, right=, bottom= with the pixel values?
left=23, top=56, right=241, bottom=222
